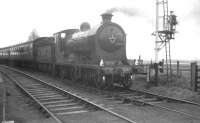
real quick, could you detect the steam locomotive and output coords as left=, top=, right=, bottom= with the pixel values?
left=0, top=13, right=134, bottom=88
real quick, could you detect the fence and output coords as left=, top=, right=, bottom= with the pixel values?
left=162, top=61, right=200, bottom=92
left=134, top=61, right=200, bottom=92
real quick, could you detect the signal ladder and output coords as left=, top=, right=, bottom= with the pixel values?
left=155, top=0, right=173, bottom=83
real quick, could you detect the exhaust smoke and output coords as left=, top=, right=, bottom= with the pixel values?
left=106, top=7, right=139, bottom=17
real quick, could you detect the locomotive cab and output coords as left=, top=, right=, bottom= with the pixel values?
left=54, top=29, right=79, bottom=64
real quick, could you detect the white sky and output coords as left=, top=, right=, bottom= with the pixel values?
left=0, top=0, right=199, bottom=60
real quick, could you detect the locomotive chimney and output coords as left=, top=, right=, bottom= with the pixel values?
left=101, top=13, right=113, bottom=23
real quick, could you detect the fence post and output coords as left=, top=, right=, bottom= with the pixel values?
left=154, top=63, right=158, bottom=86
left=191, top=62, right=197, bottom=92
left=177, top=61, right=180, bottom=78
left=146, top=65, right=150, bottom=82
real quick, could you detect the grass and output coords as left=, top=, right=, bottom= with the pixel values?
left=133, top=64, right=200, bottom=101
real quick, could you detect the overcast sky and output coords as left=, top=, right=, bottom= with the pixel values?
left=0, top=0, right=199, bottom=60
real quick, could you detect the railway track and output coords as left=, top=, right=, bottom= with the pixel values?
left=20, top=70, right=200, bottom=122
left=0, top=65, right=137, bottom=123
left=43, top=74, right=200, bottom=122
left=66, top=83, right=200, bottom=122
left=105, top=87, right=200, bottom=120
left=51, top=74, right=200, bottom=121
left=77, top=85, right=200, bottom=121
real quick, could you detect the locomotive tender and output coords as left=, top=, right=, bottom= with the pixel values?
left=0, top=13, right=134, bottom=88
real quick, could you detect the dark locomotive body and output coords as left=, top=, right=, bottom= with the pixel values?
left=56, top=24, right=126, bottom=64
left=0, top=13, right=134, bottom=88
left=52, top=13, right=133, bottom=88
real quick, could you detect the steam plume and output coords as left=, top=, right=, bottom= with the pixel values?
left=106, top=7, right=139, bottom=17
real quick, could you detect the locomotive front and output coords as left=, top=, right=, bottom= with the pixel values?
left=95, top=13, right=133, bottom=88
left=97, top=14, right=125, bottom=53
left=95, top=13, right=127, bottom=62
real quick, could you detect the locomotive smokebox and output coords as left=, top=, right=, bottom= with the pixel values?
left=101, top=13, right=113, bottom=23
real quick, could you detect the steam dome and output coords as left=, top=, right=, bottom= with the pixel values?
left=80, top=22, right=91, bottom=31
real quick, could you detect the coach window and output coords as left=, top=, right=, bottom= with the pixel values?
left=16, top=47, right=19, bottom=55
left=54, top=34, right=58, bottom=44
left=20, top=47, right=23, bottom=52
left=61, top=33, right=66, bottom=39
left=59, top=33, right=65, bottom=51
left=21, top=46, right=24, bottom=53
left=13, top=48, right=16, bottom=56
left=10, top=48, right=12, bottom=55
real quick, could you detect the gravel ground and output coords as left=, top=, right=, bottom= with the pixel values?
left=0, top=74, right=55, bottom=123
left=59, top=111, right=128, bottom=123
